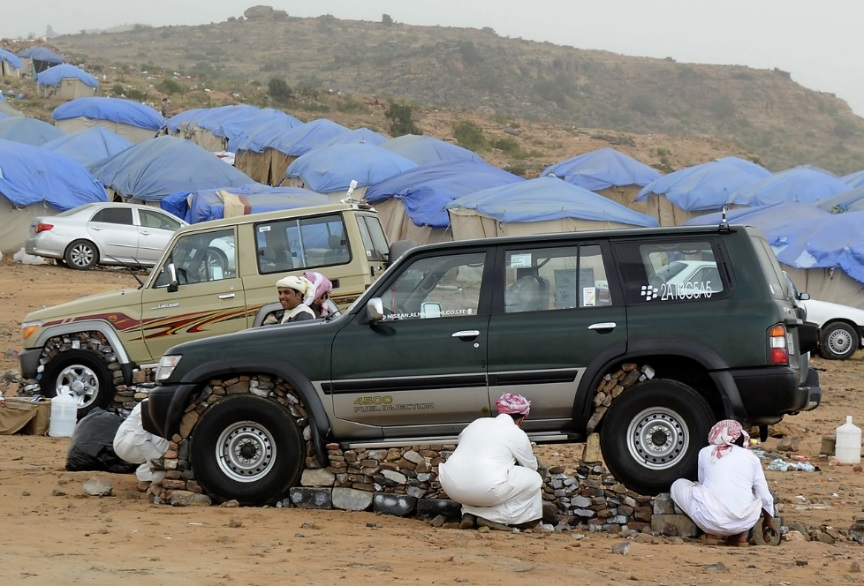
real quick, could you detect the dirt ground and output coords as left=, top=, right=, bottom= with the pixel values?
left=2, top=256, right=864, bottom=585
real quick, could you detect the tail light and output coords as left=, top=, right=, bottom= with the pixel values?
left=35, top=223, right=54, bottom=233
left=768, top=324, right=788, bottom=365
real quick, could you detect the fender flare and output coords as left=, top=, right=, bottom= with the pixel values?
left=31, top=320, right=134, bottom=384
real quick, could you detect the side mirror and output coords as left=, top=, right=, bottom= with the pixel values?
left=366, top=298, right=384, bottom=323
left=167, top=262, right=180, bottom=293
left=798, top=292, right=810, bottom=301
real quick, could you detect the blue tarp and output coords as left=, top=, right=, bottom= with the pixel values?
left=380, top=134, right=483, bottom=165
left=818, top=185, right=864, bottom=213
left=0, top=49, right=22, bottom=69
left=165, top=108, right=207, bottom=133
left=52, top=97, right=164, bottom=130
left=684, top=202, right=830, bottom=235
left=366, top=159, right=523, bottom=228
left=714, top=156, right=771, bottom=178
left=35, top=63, right=98, bottom=88
left=542, top=147, right=661, bottom=191
left=235, top=115, right=306, bottom=153
left=89, top=136, right=254, bottom=201
left=320, top=127, right=387, bottom=148
left=219, top=108, right=298, bottom=153
left=726, top=165, right=849, bottom=206
left=841, top=169, right=864, bottom=189
left=769, top=210, right=864, bottom=284
left=18, top=47, right=65, bottom=64
left=0, top=117, right=65, bottom=146
left=262, top=118, right=350, bottom=157
left=41, top=127, right=134, bottom=168
left=161, top=184, right=329, bottom=224
left=636, top=159, right=767, bottom=211
left=447, top=176, right=659, bottom=226
left=286, top=144, right=417, bottom=193
left=0, top=138, right=107, bottom=208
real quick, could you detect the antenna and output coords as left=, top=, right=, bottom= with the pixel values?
left=719, top=205, right=730, bottom=233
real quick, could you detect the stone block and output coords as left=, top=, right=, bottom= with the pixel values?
left=416, top=498, right=461, bottom=521
left=373, top=492, right=417, bottom=517
left=332, top=487, right=373, bottom=511
left=651, top=514, right=698, bottom=538
left=289, top=487, right=333, bottom=509
left=582, top=432, right=603, bottom=463
left=652, top=492, right=675, bottom=515
left=300, top=468, right=336, bottom=487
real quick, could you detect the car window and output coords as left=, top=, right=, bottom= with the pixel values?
left=378, top=252, right=486, bottom=321
left=92, top=207, right=133, bottom=226
left=256, top=213, right=350, bottom=274
left=154, top=229, right=235, bottom=287
left=503, top=245, right=612, bottom=313
left=139, top=209, right=183, bottom=231
left=356, top=214, right=390, bottom=262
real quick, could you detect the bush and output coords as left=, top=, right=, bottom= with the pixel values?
left=268, top=77, right=294, bottom=103
left=385, top=101, right=421, bottom=136
left=453, top=120, right=487, bottom=151
left=156, top=78, right=183, bottom=95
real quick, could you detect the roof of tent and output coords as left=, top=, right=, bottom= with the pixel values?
left=818, top=184, right=864, bottom=213
left=41, top=127, right=134, bottom=168
left=769, top=210, right=864, bottom=284
left=0, top=117, right=65, bottom=146
left=726, top=165, right=849, bottom=206
left=0, top=138, right=107, bottom=209
left=683, top=202, right=830, bottom=234
left=264, top=118, right=350, bottom=157
left=0, top=49, right=22, bottom=69
left=320, top=127, right=387, bottom=148
left=52, top=97, right=165, bottom=130
left=219, top=108, right=297, bottom=153
left=234, top=115, right=306, bottom=153
left=636, top=159, right=766, bottom=211
left=541, top=147, right=661, bottom=191
left=89, top=136, right=254, bottom=201
left=286, top=143, right=417, bottom=193
left=165, top=108, right=208, bottom=133
left=379, top=134, right=483, bottom=165
left=714, top=156, right=771, bottom=177
left=366, top=159, right=524, bottom=228
left=447, top=176, right=659, bottom=226
left=35, top=63, right=98, bottom=88
left=841, top=169, right=864, bottom=189
left=161, top=184, right=329, bottom=224
left=0, top=100, right=24, bottom=119
left=18, top=47, right=65, bottom=63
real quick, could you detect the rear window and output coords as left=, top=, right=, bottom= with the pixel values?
left=751, top=231, right=789, bottom=300
left=356, top=214, right=389, bottom=262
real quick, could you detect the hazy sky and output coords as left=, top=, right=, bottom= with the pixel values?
left=4, top=1, right=861, bottom=115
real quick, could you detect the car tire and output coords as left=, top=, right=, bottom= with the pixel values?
left=599, top=379, right=714, bottom=496
left=41, top=349, right=114, bottom=418
left=819, top=322, right=859, bottom=360
left=190, top=394, right=305, bottom=505
left=64, top=239, right=99, bottom=270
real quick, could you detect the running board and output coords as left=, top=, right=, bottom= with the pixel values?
left=345, top=433, right=575, bottom=450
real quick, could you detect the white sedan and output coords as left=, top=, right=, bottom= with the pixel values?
left=800, top=298, right=864, bottom=360
left=25, top=202, right=187, bottom=270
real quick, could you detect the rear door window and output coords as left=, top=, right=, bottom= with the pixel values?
left=256, top=214, right=350, bottom=273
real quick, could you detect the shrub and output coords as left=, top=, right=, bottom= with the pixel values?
left=385, top=101, right=421, bottom=136
left=156, top=78, right=183, bottom=95
left=268, top=77, right=294, bottom=103
left=453, top=120, right=487, bottom=151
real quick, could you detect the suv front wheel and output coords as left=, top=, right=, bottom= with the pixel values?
left=599, top=379, right=714, bottom=496
left=41, top=349, right=114, bottom=417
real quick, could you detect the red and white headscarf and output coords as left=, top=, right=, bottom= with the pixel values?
left=708, top=419, right=750, bottom=462
left=303, top=271, right=333, bottom=314
left=496, top=393, right=531, bottom=416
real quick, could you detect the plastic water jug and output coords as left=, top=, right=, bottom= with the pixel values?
left=48, top=386, right=78, bottom=438
left=835, top=415, right=861, bottom=465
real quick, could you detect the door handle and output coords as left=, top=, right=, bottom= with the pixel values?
left=588, top=322, right=617, bottom=331
left=218, top=293, right=236, bottom=300
left=452, top=330, right=480, bottom=339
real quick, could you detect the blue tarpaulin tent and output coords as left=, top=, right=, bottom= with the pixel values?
left=770, top=211, right=864, bottom=284
left=264, top=118, right=350, bottom=157
left=841, top=169, right=864, bottom=189
left=637, top=159, right=767, bottom=210
left=542, top=147, right=661, bottom=191
left=35, top=63, right=98, bottom=89
left=53, top=97, right=164, bottom=131
left=0, top=117, right=65, bottom=145
left=41, top=127, right=134, bottom=168
left=234, top=115, right=306, bottom=153
left=285, top=143, right=417, bottom=194
left=320, top=127, right=387, bottom=148
left=818, top=185, right=864, bottom=213
left=18, top=47, right=65, bottom=73
left=90, top=136, right=253, bottom=201
left=161, top=184, right=328, bottom=224
left=726, top=165, right=849, bottom=206
left=684, top=201, right=830, bottom=234
left=380, top=134, right=483, bottom=165
left=0, top=49, right=22, bottom=70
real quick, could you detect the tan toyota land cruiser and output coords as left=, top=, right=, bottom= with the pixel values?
left=20, top=201, right=392, bottom=415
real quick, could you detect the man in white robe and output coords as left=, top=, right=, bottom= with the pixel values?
left=671, top=419, right=776, bottom=545
left=438, top=393, right=543, bottom=530
left=276, top=275, right=316, bottom=323
left=113, top=402, right=170, bottom=491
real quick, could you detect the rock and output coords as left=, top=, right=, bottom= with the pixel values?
left=581, top=433, right=602, bottom=463
left=82, top=478, right=113, bottom=496
left=652, top=493, right=676, bottom=515
left=705, top=562, right=729, bottom=572
left=651, top=514, right=698, bottom=538
left=430, top=514, right=446, bottom=527
left=288, top=487, right=333, bottom=509
left=331, top=487, right=373, bottom=511
left=850, top=561, right=861, bottom=573
left=611, top=541, right=630, bottom=555
left=373, top=493, right=417, bottom=517
left=300, top=468, right=336, bottom=487
left=167, top=491, right=212, bottom=506
left=783, top=530, right=807, bottom=542
left=776, top=436, right=801, bottom=452
left=416, top=498, right=461, bottom=521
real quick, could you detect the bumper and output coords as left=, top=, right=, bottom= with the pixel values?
left=732, top=366, right=819, bottom=424
left=19, top=347, right=42, bottom=379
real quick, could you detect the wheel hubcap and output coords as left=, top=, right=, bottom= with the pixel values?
left=55, top=364, right=99, bottom=408
left=215, top=421, right=276, bottom=483
left=71, top=245, right=94, bottom=267
left=827, top=330, right=852, bottom=355
left=626, top=407, right=688, bottom=470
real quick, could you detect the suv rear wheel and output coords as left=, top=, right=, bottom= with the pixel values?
left=600, top=379, right=714, bottom=496
left=190, top=395, right=304, bottom=505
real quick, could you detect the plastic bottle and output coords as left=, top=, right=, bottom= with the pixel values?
left=48, top=386, right=78, bottom=438
left=835, top=415, right=861, bottom=465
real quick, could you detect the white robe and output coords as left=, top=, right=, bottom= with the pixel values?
left=670, top=444, right=774, bottom=536
left=438, top=413, right=542, bottom=525
left=113, top=403, right=170, bottom=482
left=280, top=304, right=315, bottom=323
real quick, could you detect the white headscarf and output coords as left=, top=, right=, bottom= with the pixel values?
left=276, top=275, right=314, bottom=297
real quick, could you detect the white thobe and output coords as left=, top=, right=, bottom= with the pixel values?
left=113, top=403, right=170, bottom=482
left=671, top=444, right=774, bottom=537
left=438, top=413, right=543, bottom=525
left=280, top=304, right=315, bottom=323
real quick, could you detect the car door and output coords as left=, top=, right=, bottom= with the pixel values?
left=88, top=206, right=137, bottom=263
left=328, top=249, right=492, bottom=437
left=139, top=227, right=247, bottom=362
left=486, top=242, right=628, bottom=432
left=135, top=208, right=184, bottom=265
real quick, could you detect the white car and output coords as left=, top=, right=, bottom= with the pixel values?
left=800, top=298, right=864, bottom=360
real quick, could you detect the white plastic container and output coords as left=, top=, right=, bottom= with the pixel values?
left=48, top=386, right=78, bottom=438
left=835, top=415, right=861, bottom=465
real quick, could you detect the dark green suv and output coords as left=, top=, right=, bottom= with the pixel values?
left=143, top=222, right=821, bottom=504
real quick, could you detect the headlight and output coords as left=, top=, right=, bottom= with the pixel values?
left=21, top=321, right=42, bottom=340
left=155, top=355, right=182, bottom=381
